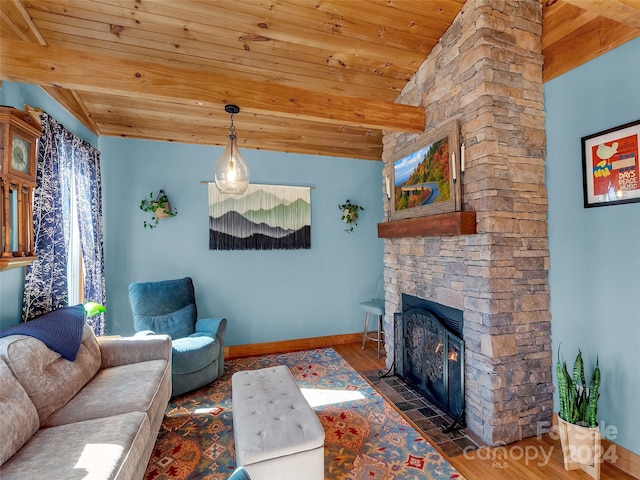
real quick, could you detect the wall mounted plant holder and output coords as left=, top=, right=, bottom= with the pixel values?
left=139, top=189, right=177, bottom=229
left=339, top=199, right=364, bottom=232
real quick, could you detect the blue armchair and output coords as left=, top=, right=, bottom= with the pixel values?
left=128, top=277, right=227, bottom=396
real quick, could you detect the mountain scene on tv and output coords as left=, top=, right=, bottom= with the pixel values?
left=208, top=185, right=311, bottom=250
left=394, top=137, right=450, bottom=211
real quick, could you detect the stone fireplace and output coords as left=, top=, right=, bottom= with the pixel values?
left=380, top=0, right=553, bottom=446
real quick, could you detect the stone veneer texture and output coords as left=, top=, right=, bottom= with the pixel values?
left=381, top=0, right=552, bottom=445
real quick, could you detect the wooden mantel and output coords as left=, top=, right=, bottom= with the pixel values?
left=377, top=211, right=476, bottom=238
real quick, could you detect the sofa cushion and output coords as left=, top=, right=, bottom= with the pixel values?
left=134, top=303, right=196, bottom=339
left=43, top=358, right=170, bottom=432
left=0, top=359, right=40, bottom=465
left=0, top=323, right=101, bottom=424
left=0, top=412, right=150, bottom=480
left=0, top=304, right=86, bottom=361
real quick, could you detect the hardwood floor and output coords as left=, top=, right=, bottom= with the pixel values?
left=333, top=339, right=387, bottom=372
left=336, top=342, right=636, bottom=480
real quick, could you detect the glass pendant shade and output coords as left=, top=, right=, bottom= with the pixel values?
left=214, top=132, right=249, bottom=194
left=214, top=106, right=249, bottom=194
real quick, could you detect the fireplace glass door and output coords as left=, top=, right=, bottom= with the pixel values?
left=396, top=308, right=464, bottom=420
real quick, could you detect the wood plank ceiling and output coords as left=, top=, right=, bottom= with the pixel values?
left=1, top=0, right=639, bottom=161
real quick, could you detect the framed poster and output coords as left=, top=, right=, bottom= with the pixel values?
left=390, top=120, right=460, bottom=220
left=582, top=119, right=640, bottom=208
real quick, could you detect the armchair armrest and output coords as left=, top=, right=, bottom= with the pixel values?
left=98, top=334, right=171, bottom=369
left=134, top=330, right=157, bottom=337
left=195, top=317, right=227, bottom=342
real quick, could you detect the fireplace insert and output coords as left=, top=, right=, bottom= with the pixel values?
left=394, top=295, right=465, bottom=428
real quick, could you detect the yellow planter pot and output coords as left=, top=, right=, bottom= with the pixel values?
left=557, top=417, right=602, bottom=480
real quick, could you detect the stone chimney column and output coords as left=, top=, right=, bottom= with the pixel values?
left=382, top=0, right=552, bottom=445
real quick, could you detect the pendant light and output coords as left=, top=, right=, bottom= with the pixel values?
left=214, top=104, right=249, bottom=194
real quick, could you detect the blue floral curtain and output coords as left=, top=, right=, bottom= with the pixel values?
left=65, top=134, right=106, bottom=335
left=23, top=113, right=106, bottom=335
left=23, top=114, right=70, bottom=320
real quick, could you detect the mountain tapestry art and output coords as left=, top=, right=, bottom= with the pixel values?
left=208, top=184, right=311, bottom=250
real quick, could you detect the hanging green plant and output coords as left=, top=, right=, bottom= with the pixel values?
left=139, top=189, right=177, bottom=229
left=338, top=199, right=364, bottom=232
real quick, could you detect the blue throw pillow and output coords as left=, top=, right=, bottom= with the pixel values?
left=134, top=303, right=196, bottom=339
left=0, top=305, right=87, bottom=361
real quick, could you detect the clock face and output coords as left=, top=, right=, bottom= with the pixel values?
left=11, top=135, right=31, bottom=174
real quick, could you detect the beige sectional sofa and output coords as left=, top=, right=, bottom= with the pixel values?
left=0, top=321, right=171, bottom=480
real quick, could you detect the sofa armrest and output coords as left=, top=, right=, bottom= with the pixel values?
left=195, top=317, right=227, bottom=342
left=97, top=334, right=172, bottom=369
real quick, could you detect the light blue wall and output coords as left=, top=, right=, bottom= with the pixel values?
left=0, top=82, right=98, bottom=329
left=0, top=82, right=385, bottom=343
left=99, top=137, right=385, bottom=345
left=545, top=37, right=640, bottom=455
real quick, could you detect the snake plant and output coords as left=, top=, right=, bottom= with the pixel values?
left=557, top=346, right=600, bottom=427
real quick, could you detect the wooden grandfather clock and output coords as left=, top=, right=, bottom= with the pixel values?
left=0, top=106, right=41, bottom=271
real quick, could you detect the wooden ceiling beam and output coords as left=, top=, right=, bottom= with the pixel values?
left=39, top=32, right=405, bottom=101
left=0, top=39, right=424, bottom=133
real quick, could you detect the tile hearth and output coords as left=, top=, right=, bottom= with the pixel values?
left=363, top=370, right=484, bottom=458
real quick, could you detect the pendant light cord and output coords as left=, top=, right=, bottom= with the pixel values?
left=228, top=112, right=236, bottom=139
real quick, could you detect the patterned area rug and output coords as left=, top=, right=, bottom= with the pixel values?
left=144, top=348, right=464, bottom=480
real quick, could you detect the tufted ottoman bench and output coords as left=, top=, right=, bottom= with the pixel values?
left=231, top=365, right=325, bottom=480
